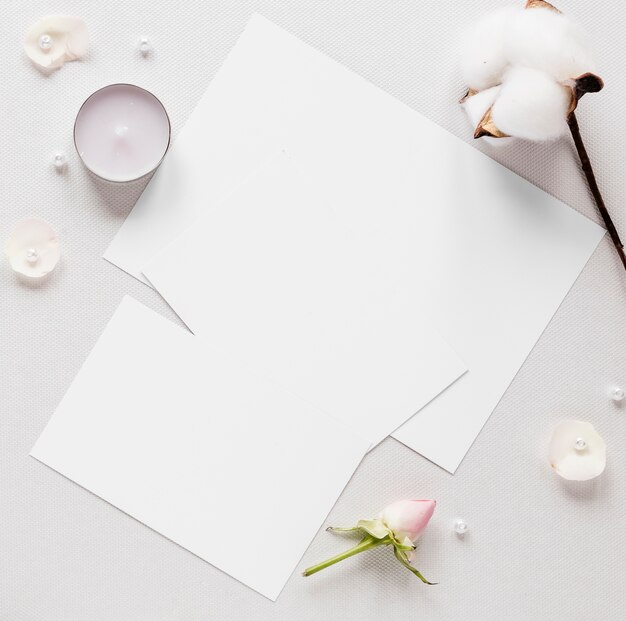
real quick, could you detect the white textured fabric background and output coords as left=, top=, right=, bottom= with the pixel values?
left=1, top=1, right=625, bottom=619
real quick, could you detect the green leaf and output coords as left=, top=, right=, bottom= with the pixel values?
left=392, top=547, right=438, bottom=585
left=355, top=518, right=391, bottom=540
left=326, top=526, right=363, bottom=534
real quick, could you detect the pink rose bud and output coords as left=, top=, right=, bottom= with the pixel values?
left=380, top=499, right=436, bottom=543
left=303, top=498, right=438, bottom=584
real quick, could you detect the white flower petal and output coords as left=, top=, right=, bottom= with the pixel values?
left=4, top=218, right=60, bottom=278
left=491, top=67, right=570, bottom=141
left=506, top=8, right=597, bottom=82
left=459, top=6, right=525, bottom=91
left=62, top=17, right=89, bottom=59
left=400, top=535, right=414, bottom=549
left=24, top=16, right=88, bottom=71
left=549, top=420, right=606, bottom=481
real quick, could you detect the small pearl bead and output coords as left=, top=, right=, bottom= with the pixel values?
left=39, top=33, right=53, bottom=51
left=139, top=37, right=151, bottom=55
left=53, top=152, right=66, bottom=170
left=25, top=248, right=39, bottom=264
left=611, top=386, right=624, bottom=402
left=454, top=519, right=468, bottom=535
left=574, top=437, right=587, bottom=451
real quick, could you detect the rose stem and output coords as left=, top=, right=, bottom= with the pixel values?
left=302, top=536, right=385, bottom=577
left=567, top=111, right=626, bottom=272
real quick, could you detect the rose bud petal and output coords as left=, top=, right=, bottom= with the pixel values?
left=380, top=499, right=436, bottom=543
left=549, top=420, right=606, bottom=481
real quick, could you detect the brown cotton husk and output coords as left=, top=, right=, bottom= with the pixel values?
left=473, top=106, right=510, bottom=139
left=566, top=72, right=605, bottom=115
left=458, top=88, right=478, bottom=104
left=525, top=0, right=560, bottom=12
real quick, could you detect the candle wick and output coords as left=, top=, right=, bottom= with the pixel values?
left=114, top=125, right=129, bottom=138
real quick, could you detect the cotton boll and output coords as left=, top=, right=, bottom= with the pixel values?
left=461, top=86, right=513, bottom=146
left=460, top=7, right=525, bottom=91
left=506, top=9, right=597, bottom=82
left=491, top=67, right=570, bottom=141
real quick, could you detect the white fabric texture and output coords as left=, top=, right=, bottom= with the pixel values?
left=1, top=0, right=625, bottom=619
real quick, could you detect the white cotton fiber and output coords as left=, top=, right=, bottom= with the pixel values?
left=506, top=9, right=596, bottom=81
left=462, top=87, right=500, bottom=128
left=460, top=5, right=599, bottom=143
left=491, top=67, right=570, bottom=141
left=461, top=86, right=513, bottom=146
left=460, top=6, right=525, bottom=91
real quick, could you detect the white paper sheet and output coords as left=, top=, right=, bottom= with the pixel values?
left=109, top=15, right=605, bottom=472
left=144, top=152, right=467, bottom=448
left=102, top=24, right=285, bottom=284
left=30, top=296, right=370, bottom=601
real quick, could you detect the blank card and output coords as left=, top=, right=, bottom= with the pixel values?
left=144, top=152, right=467, bottom=448
left=30, top=297, right=370, bottom=601
left=108, top=15, right=604, bottom=472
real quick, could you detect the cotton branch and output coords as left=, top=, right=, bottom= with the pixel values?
left=567, top=112, right=626, bottom=271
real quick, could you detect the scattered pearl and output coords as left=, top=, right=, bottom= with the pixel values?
left=138, top=36, right=151, bottom=55
left=454, top=518, right=468, bottom=535
left=38, top=33, right=53, bottom=51
left=611, top=386, right=624, bottom=402
left=53, top=152, right=66, bottom=171
left=574, top=437, right=587, bottom=452
left=25, top=248, right=39, bottom=264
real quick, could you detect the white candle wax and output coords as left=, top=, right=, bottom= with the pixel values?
left=74, top=84, right=170, bottom=182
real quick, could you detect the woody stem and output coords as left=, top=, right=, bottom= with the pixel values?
left=567, top=112, right=626, bottom=272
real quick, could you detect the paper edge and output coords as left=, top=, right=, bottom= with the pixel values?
left=392, top=225, right=605, bottom=474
